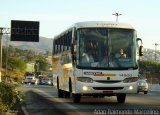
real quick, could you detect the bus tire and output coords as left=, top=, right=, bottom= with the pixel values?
left=73, top=94, right=81, bottom=103
left=68, top=78, right=72, bottom=98
left=144, top=91, right=148, bottom=94
left=64, top=92, right=69, bottom=98
left=58, top=89, right=64, bottom=98
left=117, top=94, right=126, bottom=103
left=57, top=78, right=63, bottom=98
left=64, top=78, right=72, bottom=98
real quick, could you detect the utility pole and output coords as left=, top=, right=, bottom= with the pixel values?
left=0, top=28, right=10, bottom=82
left=153, top=43, right=160, bottom=73
left=112, top=13, right=122, bottom=22
left=5, top=36, right=9, bottom=82
left=153, top=43, right=160, bottom=63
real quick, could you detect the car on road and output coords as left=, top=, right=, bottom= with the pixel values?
left=24, top=77, right=34, bottom=84
left=40, top=78, right=52, bottom=85
left=137, top=78, right=148, bottom=94
left=31, top=78, right=40, bottom=85
left=23, top=73, right=39, bottom=85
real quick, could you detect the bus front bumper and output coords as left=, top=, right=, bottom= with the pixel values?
left=75, top=81, right=137, bottom=95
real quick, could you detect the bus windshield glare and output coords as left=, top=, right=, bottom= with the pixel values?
left=76, top=28, right=137, bottom=69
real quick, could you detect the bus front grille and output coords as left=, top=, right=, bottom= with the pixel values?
left=94, top=80, right=122, bottom=84
left=93, top=87, right=124, bottom=90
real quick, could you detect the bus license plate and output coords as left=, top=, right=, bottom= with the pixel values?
left=103, top=91, right=113, bottom=94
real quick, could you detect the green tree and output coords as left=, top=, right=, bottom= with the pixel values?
left=8, top=57, right=26, bottom=71
left=0, top=82, right=23, bottom=112
left=35, top=57, right=48, bottom=72
left=139, top=60, right=160, bottom=73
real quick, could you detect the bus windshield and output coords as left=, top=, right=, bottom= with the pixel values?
left=76, top=28, right=137, bottom=69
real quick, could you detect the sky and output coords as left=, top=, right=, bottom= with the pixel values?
left=0, top=0, right=160, bottom=50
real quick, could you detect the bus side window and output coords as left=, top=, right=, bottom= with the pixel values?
left=67, top=32, right=72, bottom=50
left=55, top=44, right=58, bottom=53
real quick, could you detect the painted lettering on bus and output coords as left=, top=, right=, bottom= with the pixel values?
left=84, top=72, right=102, bottom=75
left=119, top=74, right=132, bottom=77
left=84, top=72, right=116, bottom=77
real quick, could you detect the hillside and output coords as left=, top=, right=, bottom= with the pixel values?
left=142, top=48, right=160, bottom=62
left=2, top=35, right=53, bottom=53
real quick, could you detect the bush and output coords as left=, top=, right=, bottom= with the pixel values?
left=0, top=82, right=23, bottom=112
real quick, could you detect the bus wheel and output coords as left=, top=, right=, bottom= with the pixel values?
left=58, top=89, right=64, bottom=98
left=144, top=91, right=148, bottom=94
left=67, top=78, right=72, bottom=98
left=57, top=78, right=63, bottom=98
left=73, top=94, right=81, bottom=103
left=117, top=94, right=126, bottom=103
left=64, top=91, right=70, bottom=98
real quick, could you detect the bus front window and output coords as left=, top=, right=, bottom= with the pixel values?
left=77, top=28, right=107, bottom=67
left=108, top=29, right=137, bottom=68
left=77, top=28, right=137, bottom=69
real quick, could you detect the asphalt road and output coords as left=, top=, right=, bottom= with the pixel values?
left=20, top=84, right=160, bottom=115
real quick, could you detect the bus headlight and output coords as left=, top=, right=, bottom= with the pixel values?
left=123, top=77, right=138, bottom=83
left=82, top=86, right=88, bottom=91
left=77, top=77, right=93, bottom=83
left=128, top=86, right=133, bottom=90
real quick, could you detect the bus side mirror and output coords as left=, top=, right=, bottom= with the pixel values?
left=139, top=46, right=143, bottom=56
left=137, top=38, right=143, bottom=56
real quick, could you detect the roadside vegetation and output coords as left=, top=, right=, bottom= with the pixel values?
left=139, top=60, right=160, bottom=73
left=139, top=60, right=160, bottom=84
left=1, top=45, right=50, bottom=114
left=2, top=45, right=49, bottom=82
left=0, top=82, right=24, bottom=113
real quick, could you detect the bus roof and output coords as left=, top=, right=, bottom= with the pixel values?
left=54, top=21, right=135, bottom=40
left=73, top=21, right=135, bottom=29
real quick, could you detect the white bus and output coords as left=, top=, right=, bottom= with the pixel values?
left=52, top=21, right=143, bottom=103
